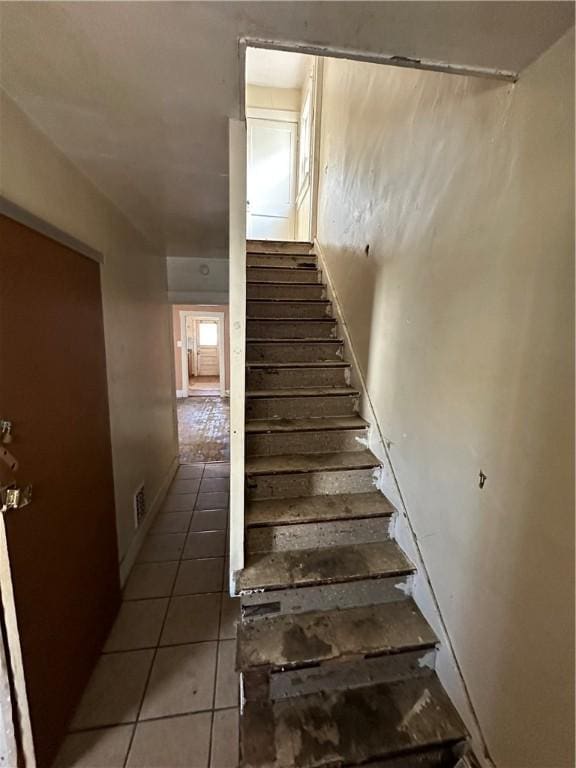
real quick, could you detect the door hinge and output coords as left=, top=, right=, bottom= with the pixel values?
left=1, top=484, right=33, bottom=514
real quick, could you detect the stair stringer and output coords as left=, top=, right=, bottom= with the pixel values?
left=314, top=238, right=494, bottom=768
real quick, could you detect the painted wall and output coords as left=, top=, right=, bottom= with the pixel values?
left=246, top=84, right=301, bottom=112
left=316, top=30, right=574, bottom=768
left=0, top=91, right=178, bottom=575
left=172, top=305, right=230, bottom=392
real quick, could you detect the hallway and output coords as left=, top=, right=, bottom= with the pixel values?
left=55, top=461, right=239, bottom=768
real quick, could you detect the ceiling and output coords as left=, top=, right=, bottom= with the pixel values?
left=246, top=48, right=313, bottom=89
left=0, top=2, right=573, bottom=266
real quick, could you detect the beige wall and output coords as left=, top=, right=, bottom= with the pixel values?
left=172, top=305, right=230, bottom=392
left=316, top=30, right=574, bottom=768
left=0, top=91, right=178, bottom=573
left=246, top=84, right=301, bottom=112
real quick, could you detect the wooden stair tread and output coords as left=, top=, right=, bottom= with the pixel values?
left=240, top=675, right=466, bottom=768
left=245, top=361, right=349, bottom=369
left=247, top=298, right=328, bottom=304
left=246, top=491, right=394, bottom=527
left=246, top=337, right=343, bottom=344
left=237, top=599, right=436, bottom=672
left=245, top=449, right=379, bottom=476
left=246, top=317, right=335, bottom=322
left=237, top=540, right=413, bottom=592
left=245, top=415, right=367, bottom=435
left=246, top=386, right=359, bottom=399
left=247, top=264, right=318, bottom=271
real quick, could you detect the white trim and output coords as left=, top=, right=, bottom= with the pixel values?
left=176, top=389, right=187, bottom=399
left=0, top=196, right=104, bottom=263
left=241, top=37, right=518, bottom=82
left=314, top=238, right=494, bottom=767
left=119, top=456, right=179, bottom=586
left=246, top=106, right=299, bottom=123
left=178, top=311, right=226, bottom=397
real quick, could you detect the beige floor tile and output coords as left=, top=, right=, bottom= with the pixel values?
left=54, top=725, right=134, bottom=768
left=163, top=492, right=199, bottom=512
left=152, top=511, right=193, bottom=534
left=203, top=463, right=230, bottom=478
left=173, top=558, right=224, bottom=595
left=160, top=593, right=221, bottom=645
left=137, top=533, right=185, bottom=563
left=127, top=712, right=211, bottom=768
left=104, top=599, right=168, bottom=652
left=184, top=531, right=226, bottom=559
left=177, top=464, right=204, bottom=480
left=71, top=650, right=154, bottom=729
left=139, top=642, right=217, bottom=719
left=214, top=640, right=239, bottom=710
left=170, top=478, right=202, bottom=495
left=210, top=708, right=239, bottom=768
left=123, top=562, right=178, bottom=600
left=195, top=492, right=229, bottom=511
left=200, top=477, right=230, bottom=493
left=219, top=593, right=240, bottom=640
left=191, top=509, right=228, bottom=532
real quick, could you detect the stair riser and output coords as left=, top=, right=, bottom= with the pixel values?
left=246, top=394, right=359, bottom=420
left=246, top=267, right=320, bottom=284
left=246, top=428, right=367, bottom=457
left=247, top=241, right=313, bottom=255
left=246, top=467, right=377, bottom=500
left=247, top=283, right=326, bottom=301
left=242, top=650, right=436, bottom=703
left=240, top=574, right=413, bottom=617
left=246, top=341, right=344, bottom=363
left=246, top=320, right=337, bottom=340
left=247, top=516, right=393, bottom=553
left=247, top=254, right=317, bottom=268
left=246, top=367, right=349, bottom=390
left=246, top=301, right=331, bottom=319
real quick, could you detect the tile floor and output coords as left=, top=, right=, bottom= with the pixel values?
left=178, top=398, right=230, bottom=463
left=55, top=461, right=241, bottom=768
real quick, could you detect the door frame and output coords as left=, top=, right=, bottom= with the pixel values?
left=179, top=310, right=226, bottom=397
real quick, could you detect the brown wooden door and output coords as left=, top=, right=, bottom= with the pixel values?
left=0, top=215, right=120, bottom=767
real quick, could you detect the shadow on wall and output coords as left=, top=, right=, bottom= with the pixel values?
left=317, top=33, right=574, bottom=767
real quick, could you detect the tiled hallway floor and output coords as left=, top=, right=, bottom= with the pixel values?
left=178, top=398, right=230, bottom=463
left=55, top=461, right=240, bottom=768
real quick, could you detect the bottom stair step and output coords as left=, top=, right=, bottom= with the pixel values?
left=240, top=675, right=467, bottom=768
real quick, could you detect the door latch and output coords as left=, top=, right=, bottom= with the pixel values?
left=1, top=484, right=33, bottom=514
left=1, top=420, right=13, bottom=444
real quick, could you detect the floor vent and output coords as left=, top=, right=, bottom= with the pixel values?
left=134, top=484, right=146, bottom=528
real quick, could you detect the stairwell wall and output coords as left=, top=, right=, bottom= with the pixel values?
left=315, top=29, right=574, bottom=768
left=0, top=91, right=179, bottom=582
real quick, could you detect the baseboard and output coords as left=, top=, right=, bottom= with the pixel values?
left=118, top=455, right=179, bottom=586
left=314, top=239, right=493, bottom=768
left=176, top=389, right=187, bottom=399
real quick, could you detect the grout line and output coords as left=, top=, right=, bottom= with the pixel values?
left=68, top=705, right=241, bottom=735
left=207, top=560, right=226, bottom=768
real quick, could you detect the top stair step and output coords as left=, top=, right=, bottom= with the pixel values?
left=240, top=675, right=467, bottom=768
left=247, top=240, right=314, bottom=255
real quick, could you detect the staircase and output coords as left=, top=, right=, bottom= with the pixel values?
left=236, top=239, right=473, bottom=768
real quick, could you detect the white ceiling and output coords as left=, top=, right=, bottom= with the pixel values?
left=246, top=48, right=313, bottom=89
left=0, top=2, right=573, bottom=266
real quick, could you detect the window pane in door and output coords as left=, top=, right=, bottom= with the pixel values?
left=198, top=321, right=218, bottom=346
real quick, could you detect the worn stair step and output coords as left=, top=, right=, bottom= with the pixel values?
left=247, top=318, right=336, bottom=340
left=246, top=427, right=367, bottom=457
left=247, top=299, right=331, bottom=319
left=246, top=389, right=360, bottom=420
left=237, top=540, right=413, bottom=593
left=247, top=253, right=318, bottom=268
left=247, top=514, right=393, bottom=553
left=247, top=282, right=326, bottom=301
left=237, top=599, right=436, bottom=673
left=245, top=449, right=379, bottom=477
left=246, top=363, right=350, bottom=390
left=245, top=415, right=367, bottom=435
left=352, top=750, right=459, bottom=768
left=240, top=676, right=466, bottom=768
left=247, top=466, right=377, bottom=500
left=247, top=240, right=313, bottom=255
left=246, top=340, right=344, bottom=363
left=246, top=491, right=395, bottom=528
left=246, top=266, right=320, bottom=284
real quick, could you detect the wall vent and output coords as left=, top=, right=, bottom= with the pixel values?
left=134, top=484, right=146, bottom=528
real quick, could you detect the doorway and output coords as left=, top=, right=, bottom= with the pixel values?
left=182, top=312, right=225, bottom=397
left=245, top=48, right=318, bottom=241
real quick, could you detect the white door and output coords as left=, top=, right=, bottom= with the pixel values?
left=195, top=319, right=219, bottom=376
left=247, top=117, right=298, bottom=240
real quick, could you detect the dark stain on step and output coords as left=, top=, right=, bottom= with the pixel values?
left=282, top=623, right=333, bottom=663
left=288, top=547, right=368, bottom=580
